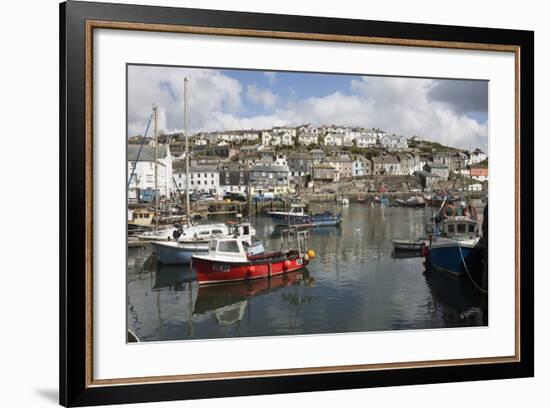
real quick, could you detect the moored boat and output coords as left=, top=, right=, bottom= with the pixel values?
left=425, top=210, right=483, bottom=280
left=392, top=238, right=427, bottom=251
left=151, top=222, right=255, bottom=264
left=396, top=195, right=426, bottom=208
left=267, top=204, right=312, bottom=227
left=192, top=230, right=314, bottom=284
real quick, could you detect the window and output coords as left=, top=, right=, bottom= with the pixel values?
left=447, top=224, right=455, bottom=233
left=457, top=224, right=466, bottom=233
left=218, top=240, right=240, bottom=253
left=468, top=224, right=476, bottom=233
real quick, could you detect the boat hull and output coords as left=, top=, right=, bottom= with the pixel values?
left=193, top=254, right=309, bottom=284
left=426, top=241, right=483, bottom=279
left=151, top=241, right=209, bottom=264
left=392, top=240, right=425, bottom=251
left=268, top=212, right=313, bottom=226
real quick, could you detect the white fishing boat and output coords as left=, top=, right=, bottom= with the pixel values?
left=151, top=222, right=256, bottom=264
left=392, top=238, right=427, bottom=251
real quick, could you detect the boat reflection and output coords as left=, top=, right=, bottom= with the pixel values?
left=152, top=264, right=314, bottom=328
left=153, top=263, right=194, bottom=291
left=194, top=268, right=313, bottom=318
left=423, top=264, right=487, bottom=326
left=270, top=225, right=342, bottom=239
left=390, top=250, right=423, bottom=259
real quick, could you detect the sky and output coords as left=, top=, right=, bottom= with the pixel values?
left=127, top=64, right=488, bottom=151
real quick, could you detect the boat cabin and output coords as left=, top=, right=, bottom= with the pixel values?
left=227, top=222, right=254, bottom=238
left=207, top=237, right=265, bottom=261
left=441, top=216, right=479, bottom=239
left=128, top=208, right=155, bottom=226
left=287, top=204, right=307, bottom=216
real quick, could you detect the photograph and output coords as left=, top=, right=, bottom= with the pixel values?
left=126, top=64, right=489, bottom=343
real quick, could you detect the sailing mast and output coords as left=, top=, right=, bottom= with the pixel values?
left=153, top=104, right=159, bottom=231
left=184, top=78, right=191, bottom=226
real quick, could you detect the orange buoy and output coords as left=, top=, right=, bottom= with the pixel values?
left=283, top=260, right=292, bottom=269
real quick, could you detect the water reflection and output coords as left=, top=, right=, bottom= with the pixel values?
left=127, top=204, right=486, bottom=342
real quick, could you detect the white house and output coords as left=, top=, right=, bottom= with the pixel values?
left=242, top=131, right=260, bottom=142
left=356, top=134, right=377, bottom=148
left=298, top=132, right=318, bottom=146
left=261, top=131, right=273, bottom=146
left=273, top=153, right=287, bottom=167
left=468, top=148, right=487, bottom=165
left=298, top=123, right=319, bottom=135
left=272, top=125, right=297, bottom=138
left=280, top=131, right=294, bottom=146
left=323, top=133, right=344, bottom=147
left=187, top=164, right=221, bottom=196
left=379, top=134, right=408, bottom=149
left=127, top=144, right=174, bottom=198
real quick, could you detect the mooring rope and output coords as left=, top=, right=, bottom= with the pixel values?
left=456, top=240, right=488, bottom=294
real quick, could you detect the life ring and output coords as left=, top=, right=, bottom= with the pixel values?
left=442, top=205, right=455, bottom=219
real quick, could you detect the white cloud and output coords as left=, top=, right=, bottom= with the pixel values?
left=128, top=67, right=487, bottom=150
left=264, top=72, right=277, bottom=85
left=246, top=84, right=278, bottom=108
left=127, top=66, right=243, bottom=136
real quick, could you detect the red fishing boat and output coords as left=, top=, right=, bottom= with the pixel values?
left=192, top=230, right=315, bottom=285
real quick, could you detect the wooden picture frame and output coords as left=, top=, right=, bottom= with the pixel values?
left=60, top=1, right=534, bottom=406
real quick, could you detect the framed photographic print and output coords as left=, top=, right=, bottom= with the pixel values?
left=60, top=0, right=534, bottom=406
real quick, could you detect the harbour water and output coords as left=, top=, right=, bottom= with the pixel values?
left=127, top=204, right=487, bottom=342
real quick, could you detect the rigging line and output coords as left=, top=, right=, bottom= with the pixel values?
left=127, top=113, right=154, bottom=188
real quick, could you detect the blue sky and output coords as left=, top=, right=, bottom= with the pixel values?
left=128, top=65, right=489, bottom=150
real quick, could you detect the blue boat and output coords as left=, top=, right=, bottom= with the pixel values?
left=268, top=205, right=341, bottom=227
left=426, top=215, right=483, bottom=280
left=267, top=204, right=312, bottom=227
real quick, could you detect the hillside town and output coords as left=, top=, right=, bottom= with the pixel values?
left=127, top=123, right=488, bottom=202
